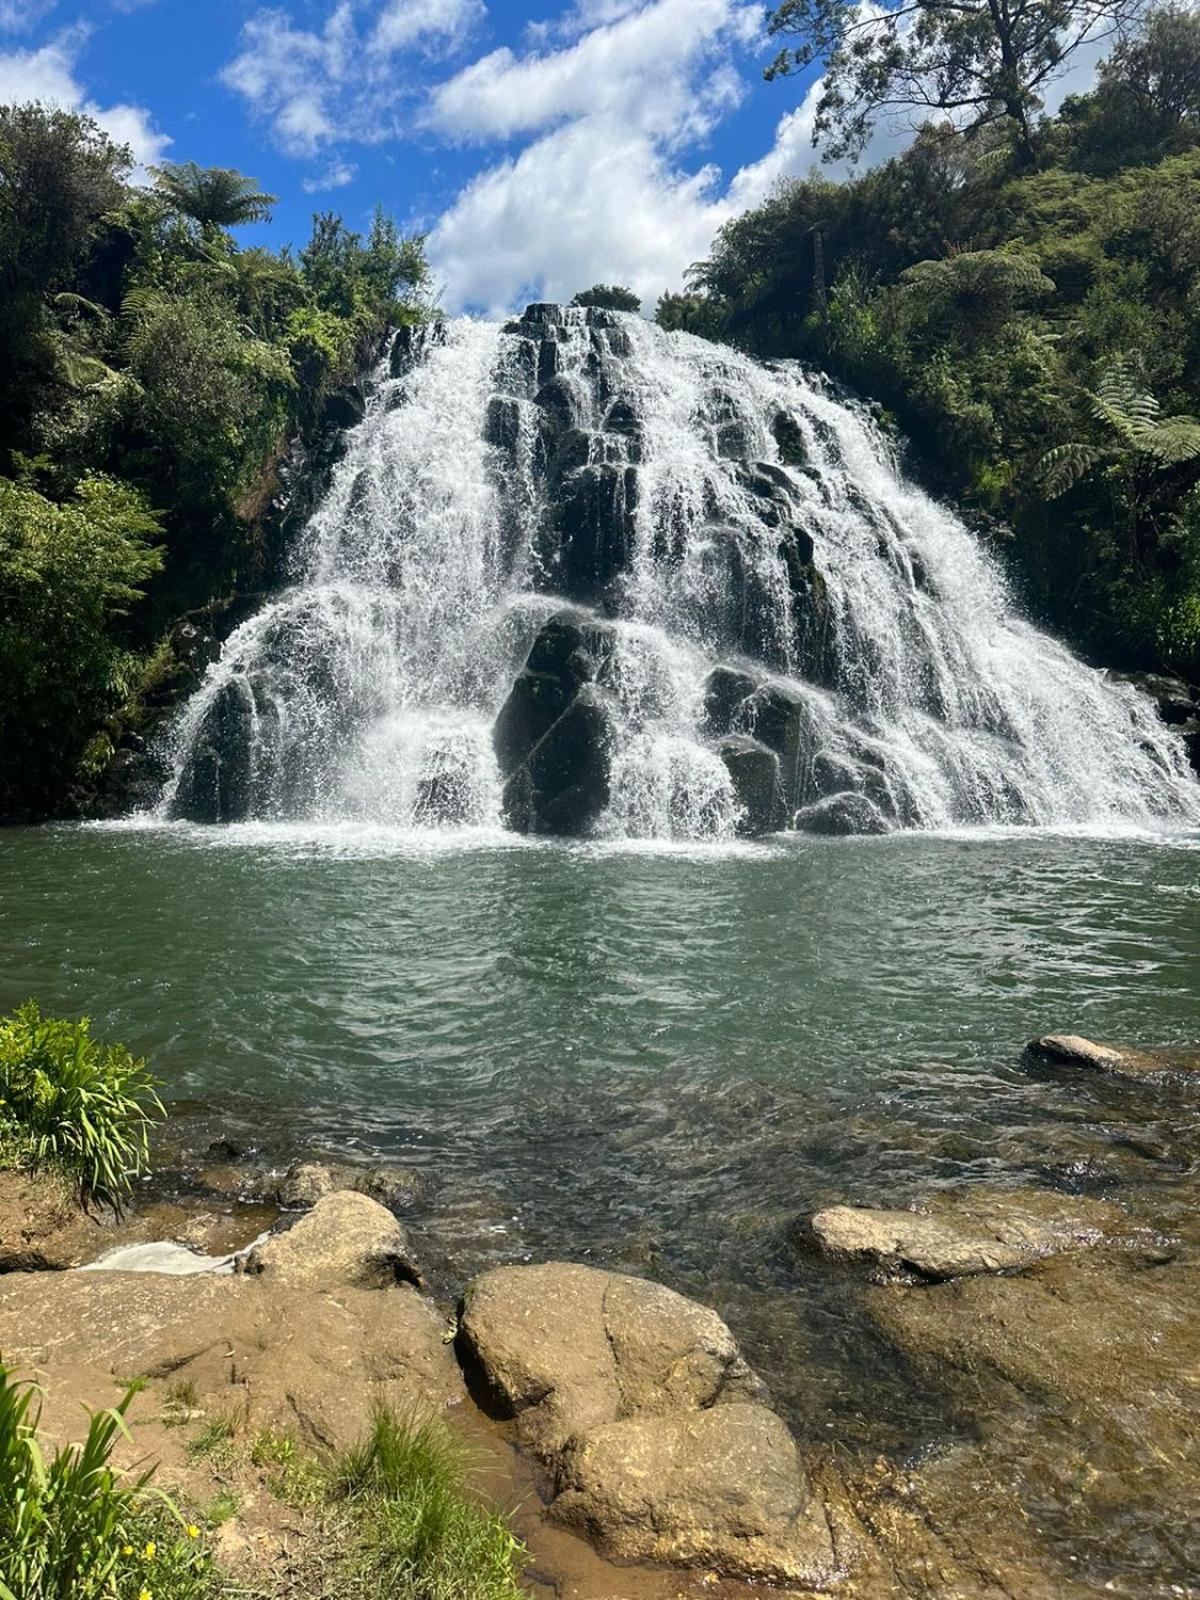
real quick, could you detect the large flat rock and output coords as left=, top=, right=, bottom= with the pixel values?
left=0, top=1264, right=465, bottom=1453
left=809, top=1187, right=1128, bottom=1281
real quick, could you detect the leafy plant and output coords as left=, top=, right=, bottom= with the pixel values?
left=152, top=162, right=277, bottom=236
left=570, top=284, right=641, bottom=312
left=0, top=1363, right=214, bottom=1600
left=0, top=1001, right=163, bottom=1207
left=1037, top=358, right=1200, bottom=495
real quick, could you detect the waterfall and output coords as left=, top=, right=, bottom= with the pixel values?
left=160, top=306, right=1200, bottom=840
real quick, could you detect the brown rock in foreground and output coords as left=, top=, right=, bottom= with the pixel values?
left=0, top=1257, right=464, bottom=1454
left=458, top=1261, right=839, bottom=1586
left=809, top=1187, right=1128, bottom=1282
left=1026, top=1033, right=1200, bottom=1081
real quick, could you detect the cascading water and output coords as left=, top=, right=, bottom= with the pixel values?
left=161, top=305, right=1200, bottom=840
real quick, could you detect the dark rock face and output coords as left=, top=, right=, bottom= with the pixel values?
left=719, top=736, right=785, bottom=835
left=169, top=678, right=256, bottom=823
left=1110, top=670, right=1200, bottom=777
left=494, top=614, right=616, bottom=835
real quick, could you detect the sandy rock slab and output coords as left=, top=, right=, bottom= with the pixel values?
left=808, top=1187, right=1130, bottom=1282
left=458, top=1261, right=841, bottom=1587
left=0, top=1261, right=462, bottom=1456
left=1026, top=1033, right=1200, bottom=1082
left=864, top=1247, right=1200, bottom=1592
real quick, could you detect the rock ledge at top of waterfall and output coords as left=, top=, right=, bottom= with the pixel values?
left=158, top=303, right=1200, bottom=840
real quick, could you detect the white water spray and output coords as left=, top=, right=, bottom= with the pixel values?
left=161, top=310, right=1200, bottom=839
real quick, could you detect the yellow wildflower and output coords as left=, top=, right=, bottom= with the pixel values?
left=143, top=1541, right=156, bottom=1560
left=139, top=1590, right=152, bottom=1600
left=122, top=1546, right=134, bottom=1557
left=187, top=1524, right=200, bottom=1539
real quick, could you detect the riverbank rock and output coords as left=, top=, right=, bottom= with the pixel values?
left=807, top=1187, right=1127, bottom=1282
left=457, top=1262, right=838, bottom=1585
left=1026, top=1033, right=1200, bottom=1082
left=0, top=1261, right=463, bottom=1455
left=241, top=1191, right=423, bottom=1290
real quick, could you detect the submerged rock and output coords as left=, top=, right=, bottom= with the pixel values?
left=808, top=1187, right=1128, bottom=1281
left=1027, top=1033, right=1200, bottom=1081
left=273, top=1159, right=428, bottom=1213
left=456, top=1261, right=837, bottom=1584
left=241, top=1192, right=423, bottom=1290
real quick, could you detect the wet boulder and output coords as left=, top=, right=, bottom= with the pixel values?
left=1026, top=1034, right=1200, bottom=1083
left=543, top=463, right=638, bottom=605
left=502, top=687, right=613, bottom=836
left=807, top=1188, right=1128, bottom=1282
left=719, top=736, right=785, bottom=835
left=702, top=666, right=761, bottom=737
left=241, top=1192, right=423, bottom=1291
left=772, top=410, right=808, bottom=467
left=495, top=616, right=616, bottom=836
left=794, top=791, right=890, bottom=836
left=457, top=1262, right=837, bottom=1584
left=168, top=678, right=256, bottom=822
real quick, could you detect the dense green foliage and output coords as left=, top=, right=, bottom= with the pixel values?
left=663, top=5, right=1200, bottom=678
left=0, top=1000, right=163, bottom=1207
left=0, top=1365, right=214, bottom=1600
left=0, top=104, right=429, bottom=816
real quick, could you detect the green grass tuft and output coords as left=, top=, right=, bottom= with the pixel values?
left=328, top=1407, right=527, bottom=1600
left=0, top=1000, right=163, bottom=1209
left=186, top=1404, right=244, bottom=1463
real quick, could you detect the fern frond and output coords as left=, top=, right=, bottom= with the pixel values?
left=1139, top=418, right=1200, bottom=466
left=1035, top=442, right=1103, bottom=498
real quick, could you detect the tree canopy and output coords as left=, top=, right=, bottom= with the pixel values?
left=571, top=284, right=642, bottom=312
left=151, top=162, right=277, bottom=234
left=0, top=104, right=430, bottom=816
left=765, top=0, right=1147, bottom=160
left=665, top=6, right=1200, bottom=682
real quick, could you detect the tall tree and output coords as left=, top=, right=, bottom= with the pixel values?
left=764, top=0, right=1146, bottom=162
left=151, top=162, right=276, bottom=236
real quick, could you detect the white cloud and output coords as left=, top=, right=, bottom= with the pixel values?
left=426, top=0, right=1123, bottom=319
left=428, top=0, right=755, bottom=147
left=427, top=0, right=772, bottom=314
left=0, top=36, right=170, bottom=176
left=0, top=0, right=57, bottom=31
left=302, top=158, right=358, bottom=192
left=221, top=0, right=484, bottom=155
left=430, top=120, right=732, bottom=316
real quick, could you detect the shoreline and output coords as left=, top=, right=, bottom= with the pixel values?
left=3, top=1032, right=1199, bottom=1597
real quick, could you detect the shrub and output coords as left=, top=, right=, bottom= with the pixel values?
left=0, top=1001, right=163, bottom=1207
left=0, top=1363, right=214, bottom=1600
left=329, top=1407, right=527, bottom=1600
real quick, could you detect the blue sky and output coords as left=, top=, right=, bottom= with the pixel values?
left=0, top=0, right=1105, bottom=315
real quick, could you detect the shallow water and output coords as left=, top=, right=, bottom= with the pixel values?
left=3, top=821, right=1200, bottom=1459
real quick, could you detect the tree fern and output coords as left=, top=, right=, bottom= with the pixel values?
left=1037, top=360, right=1200, bottom=497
